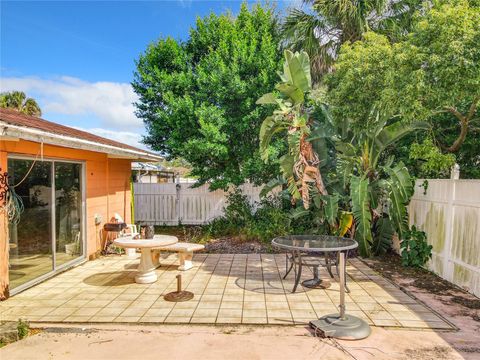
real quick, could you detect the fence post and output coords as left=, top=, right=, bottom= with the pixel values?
left=442, top=163, right=459, bottom=281
left=175, top=174, right=181, bottom=225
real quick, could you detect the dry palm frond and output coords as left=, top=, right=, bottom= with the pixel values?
left=293, top=132, right=328, bottom=209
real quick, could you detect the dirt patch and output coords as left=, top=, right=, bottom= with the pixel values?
left=449, top=295, right=480, bottom=310
left=154, top=225, right=276, bottom=254
left=204, top=238, right=274, bottom=254
left=365, top=252, right=480, bottom=320
left=403, top=346, right=453, bottom=360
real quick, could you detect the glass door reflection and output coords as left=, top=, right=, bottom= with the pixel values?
left=8, top=159, right=53, bottom=289
left=54, top=162, right=83, bottom=267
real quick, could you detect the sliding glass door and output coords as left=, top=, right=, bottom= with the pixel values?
left=8, top=157, right=84, bottom=291
left=8, top=159, right=53, bottom=289
left=55, top=162, right=83, bottom=267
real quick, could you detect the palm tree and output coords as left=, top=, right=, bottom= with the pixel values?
left=0, top=91, right=42, bottom=116
left=282, top=0, right=422, bottom=81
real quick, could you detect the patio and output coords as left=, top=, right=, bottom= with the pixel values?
left=1, top=253, right=454, bottom=329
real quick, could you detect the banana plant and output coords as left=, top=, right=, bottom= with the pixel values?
left=258, top=50, right=427, bottom=257
left=334, top=115, right=428, bottom=256
left=257, top=50, right=328, bottom=209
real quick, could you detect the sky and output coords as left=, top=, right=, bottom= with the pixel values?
left=1, top=0, right=299, bottom=150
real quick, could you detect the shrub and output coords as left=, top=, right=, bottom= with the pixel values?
left=246, top=196, right=290, bottom=242
left=206, top=188, right=291, bottom=243
left=400, top=226, right=432, bottom=268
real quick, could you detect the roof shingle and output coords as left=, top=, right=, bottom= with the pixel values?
left=0, top=108, right=154, bottom=156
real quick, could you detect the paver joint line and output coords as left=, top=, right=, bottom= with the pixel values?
left=0, top=253, right=454, bottom=330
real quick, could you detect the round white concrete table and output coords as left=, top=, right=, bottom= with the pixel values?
left=114, top=235, right=178, bottom=284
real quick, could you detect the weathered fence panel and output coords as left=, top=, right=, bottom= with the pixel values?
left=409, top=179, right=480, bottom=297
left=134, top=182, right=271, bottom=226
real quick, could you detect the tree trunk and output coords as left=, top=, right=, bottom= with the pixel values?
left=445, top=97, right=479, bottom=153
left=446, top=116, right=469, bottom=153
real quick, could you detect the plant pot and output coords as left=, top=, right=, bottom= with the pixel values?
left=65, top=242, right=78, bottom=256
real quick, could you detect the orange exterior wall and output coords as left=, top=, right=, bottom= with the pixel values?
left=0, top=150, right=8, bottom=299
left=0, top=139, right=132, bottom=298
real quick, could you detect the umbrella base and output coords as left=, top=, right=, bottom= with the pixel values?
left=310, top=313, right=371, bottom=340
left=302, top=278, right=330, bottom=289
left=164, top=291, right=194, bottom=302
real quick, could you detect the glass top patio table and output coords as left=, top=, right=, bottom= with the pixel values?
left=272, top=235, right=358, bottom=293
left=272, top=235, right=358, bottom=252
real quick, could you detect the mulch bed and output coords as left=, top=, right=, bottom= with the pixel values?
left=154, top=225, right=277, bottom=254
left=204, top=238, right=275, bottom=254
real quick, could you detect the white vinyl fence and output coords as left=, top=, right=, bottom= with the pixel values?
left=409, top=179, right=480, bottom=297
left=134, top=182, right=270, bottom=226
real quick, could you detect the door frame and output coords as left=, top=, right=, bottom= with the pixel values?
left=7, top=154, right=87, bottom=295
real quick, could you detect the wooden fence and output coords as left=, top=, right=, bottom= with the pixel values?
left=409, top=179, right=480, bottom=297
left=133, top=182, right=268, bottom=226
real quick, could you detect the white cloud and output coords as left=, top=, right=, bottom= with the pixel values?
left=1, top=75, right=142, bottom=128
left=74, top=127, right=147, bottom=150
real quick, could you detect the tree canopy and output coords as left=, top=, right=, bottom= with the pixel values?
left=326, top=1, right=480, bottom=177
left=281, top=0, right=423, bottom=81
left=0, top=91, right=42, bottom=117
left=133, top=3, right=283, bottom=189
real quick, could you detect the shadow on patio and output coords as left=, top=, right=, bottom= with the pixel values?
left=0, top=253, right=455, bottom=329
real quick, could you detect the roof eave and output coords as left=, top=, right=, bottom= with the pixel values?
left=0, top=122, right=162, bottom=162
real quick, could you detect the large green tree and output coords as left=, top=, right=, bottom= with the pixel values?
left=0, top=91, right=42, bottom=116
left=133, top=3, right=283, bottom=189
left=281, top=0, right=422, bottom=80
left=326, top=1, right=480, bottom=177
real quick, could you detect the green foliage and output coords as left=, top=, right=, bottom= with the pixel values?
left=17, top=319, right=29, bottom=339
left=401, top=225, right=432, bottom=267
left=280, top=0, right=421, bottom=80
left=133, top=3, right=283, bottom=189
left=222, top=188, right=254, bottom=227
left=258, top=51, right=422, bottom=257
left=372, top=217, right=395, bottom=256
left=327, top=32, right=394, bottom=132
left=205, top=188, right=290, bottom=243
left=0, top=91, right=42, bottom=116
left=351, top=175, right=372, bottom=257
left=409, top=138, right=456, bottom=178
left=258, top=49, right=328, bottom=208
left=333, top=115, right=422, bottom=256
left=326, top=1, right=480, bottom=177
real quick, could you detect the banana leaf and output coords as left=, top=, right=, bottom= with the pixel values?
left=256, top=92, right=277, bottom=105
left=260, top=177, right=285, bottom=198
left=384, top=162, right=413, bottom=240
left=321, top=193, right=340, bottom=227
left=351, top=175, right=373, bottom=257
left=259, top=116, right=287, bottom=161
left=283, top=50, right=311, bottom=93
left=371, top=120, right=430, bottom=167
left=372, top=217, right=395, bottom=255
left=338, top=211, right=353, bottom=237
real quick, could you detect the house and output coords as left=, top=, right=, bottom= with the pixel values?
left=132, top=162, right=174, bottom=183
left=0, top=108, right=161, bottom=299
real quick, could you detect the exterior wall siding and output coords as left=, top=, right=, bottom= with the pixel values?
left=0, top=139, right=132, bottom=298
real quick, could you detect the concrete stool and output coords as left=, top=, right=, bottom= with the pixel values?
left=153, top=242, right=205, bottom=270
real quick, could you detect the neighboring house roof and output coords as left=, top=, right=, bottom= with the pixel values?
left=132, top=162, right=167, bottom=172
left=0, top=108, right=162, bottom=161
